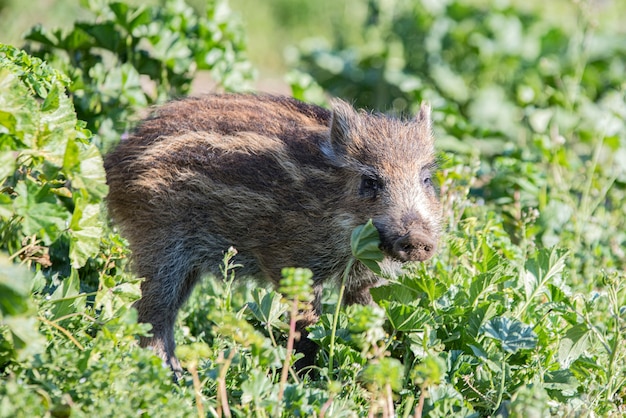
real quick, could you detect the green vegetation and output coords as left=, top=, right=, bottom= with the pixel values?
left=1, top=0, right=625, bottom=416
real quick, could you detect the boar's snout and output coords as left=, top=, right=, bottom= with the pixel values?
left=391, top=230, right=437, bottom=262
left=376, top=213, right=439, bottom=263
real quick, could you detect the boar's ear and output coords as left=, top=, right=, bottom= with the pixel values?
left=414, top=102, right=432, bottom=131
left=329, top=99, right=357, bottom=153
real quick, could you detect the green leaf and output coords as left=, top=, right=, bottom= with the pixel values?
left=61, top=27, right=96, bottom=51
left=361, top=357, right=404, bottom=391
left=381, top=301, right=434, bottom=332
left=517, top=247, right=568, bottom=318
left=351, top=219, right=383, bottom=274
left=0, top=68, right=38, bottom=147
left=0, top=148, right=17, bottom=182
left=13, top=180, right=70, bottom=245
left=23, top=24, right=59, bottom=47
left=411, top=354, right=446, bottom=386
left=468, top=268, right=511, bottom=306
left=76, top=22, right=122, bottom=52
left=481, top=316, right=537, bottom=354
left=0, top=255, right=33, bottom=316
left=69, top=196, right=103, bottom=268
left=0, top=110, right=17, bottom=134
left=41, top=84, right=61, bottom=113
left=240, top=368, right=276, bottom=405
left=0, top=255, right=45, bottom=362
left=523, top=248, right=568, bottom=300
left=279, top=267, right=314, bottom=304
left=39, top=84, right=77, bottom=166
left=246, top=288, right=289, bottom=330
left=110, top=2, right=151, bottom=33
left=2, top=316, right=46, bottom=362
left=543, top=369, right=580, bottom=397
left=466, top=302, right=498, bottom=339
left=49, top=269, right=85, bottom=319
left=65, top=142, right=108, bottom=201
left=558, top=323, right=591, bottom=368
left=370, top=281, right=420, bottom=305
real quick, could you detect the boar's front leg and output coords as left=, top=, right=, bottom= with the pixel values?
left=293, top=283, right=323, bottom=373
left=343, top=287, right=375, bottom=306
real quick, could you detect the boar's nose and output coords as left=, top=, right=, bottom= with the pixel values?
left=392, top=231, right=436, bottom=262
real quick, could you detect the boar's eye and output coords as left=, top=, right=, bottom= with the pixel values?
left=421, top=168, right=435, bottom=190
left=360, top=175, right=383, bottom=199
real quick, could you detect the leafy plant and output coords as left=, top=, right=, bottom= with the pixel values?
left=1, top=0, right=625, bottom=416
left=23, top=0, right=255, bottom=153
left=0, top=43, right=106, bottom=281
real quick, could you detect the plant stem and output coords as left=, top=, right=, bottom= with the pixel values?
left=189, top=362, right=204, bottom=418
left=277, top=297, right=299, bottom=406
left=493, top=360, right=507, bottom=413
left=38, top=316, right=84, bottom=350
left=414, top=387, right=426, bottom=418
left=216, top=349, right=235, bottom=418
left=328, top=258, right=354, bottom=375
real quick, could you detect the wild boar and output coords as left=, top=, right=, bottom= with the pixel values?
left=104, top=94, right=441, bottom=375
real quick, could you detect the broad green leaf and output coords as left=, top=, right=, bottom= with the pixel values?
left=466, top=302, right=498, bottom=339
left=468, top=268, right=510, bottom=306
left=481, top=316, right=537, bottom=354
left=0, top=110, right=17, bottom=134
left=411, top=354, right=446, bottom=386
left=0, top=68, right=38, bottom=147
left=508, top=384, right=551, bottom=417
left=558, top=323, right=591, bottom=368
left=110, top=2, right=151, bottom=33
left=100, top=63, right=147, bottom=108
left=76, top=22, right=122, bottom=52
left=0, top=255, right=45, bottom=361
left=2, top=316, right=46, bottom=362
left=240, top=368, right=276, bottom=405
left=49, top=269, right=85, bottom=319
left=246, top=288, right=289, bottom=330
left=61, top=27, right=95, bottom=50
left=0, top=255, right=33, bottom=315
left=69, top=197, right=103, bottom=268
left=0, top=193, right=13, bottom=219
left=517, top=247, right=568, bottom=318
left=95, top=281, right=141, bottom=321
left=13, top=180, right=70, bottom=245
left=543, top=369, right=580, bottom=396
left=381, top=301, right=434, bottom=332
left=346, top=303, right=386, bottom=334
left=351, top=220, right=383, bottom=274
left=41, top=84, right=61, bottom=113
left=39, top=85, right=77, bottom=165
left=407, top=272, right=447, bottom=302
left=66, top=142, right=108, bottom=200
left=523, top=248, right=568, bottom=300
left=370, top=281, right=420, bottom=305
left=23, top=24, right=59, bottom=47
left=0, top=148, right=16, bottom=181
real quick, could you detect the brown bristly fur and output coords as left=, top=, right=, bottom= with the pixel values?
left=104, top=93, right=442, bottom=375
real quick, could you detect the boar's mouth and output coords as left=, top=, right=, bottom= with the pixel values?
left=376, top=227, right=437, bottom=263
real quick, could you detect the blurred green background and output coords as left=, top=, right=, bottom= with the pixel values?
left=2, top=0, right=624, bottom=88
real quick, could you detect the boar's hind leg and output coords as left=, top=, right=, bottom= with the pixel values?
left=133, top=263, right=202, bottom=378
